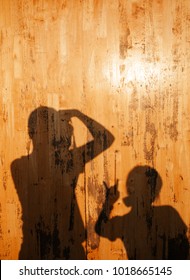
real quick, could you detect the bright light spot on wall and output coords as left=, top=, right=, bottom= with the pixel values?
left=103, top=55, right=161, bottom=91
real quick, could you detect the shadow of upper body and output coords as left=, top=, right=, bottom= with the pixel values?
left=96, top=166, right=189, bottom=259
left=11, top=107, right=114, bottom=259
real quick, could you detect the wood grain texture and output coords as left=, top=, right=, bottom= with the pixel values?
left=0, top=0, right=190, bottom=259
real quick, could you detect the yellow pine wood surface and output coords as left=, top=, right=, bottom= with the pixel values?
left=0, top=0, right=190, bottom=259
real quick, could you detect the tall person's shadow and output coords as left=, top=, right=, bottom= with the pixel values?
left=11, top=107, right=114, bottom=259
left=95, top=165, right=189, bottom=259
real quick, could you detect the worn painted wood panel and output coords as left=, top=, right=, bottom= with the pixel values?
left=0, top=0, right=190, bottom=259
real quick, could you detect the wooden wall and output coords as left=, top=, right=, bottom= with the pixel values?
left=0, top=0, right=190, bottom=259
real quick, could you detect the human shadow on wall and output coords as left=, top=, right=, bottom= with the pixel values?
left=11, top=107, right=114, bottom=259
left=95, top=165, right=189, bottom=259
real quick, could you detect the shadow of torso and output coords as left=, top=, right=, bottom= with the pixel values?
left=11, top=149, right=85, bottom=260
left=109, top=206, right=189, bottom=259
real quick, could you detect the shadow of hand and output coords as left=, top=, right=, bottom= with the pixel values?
left=103, top=180, right=119, bottom=204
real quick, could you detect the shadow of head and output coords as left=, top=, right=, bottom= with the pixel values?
left=123, top=165, right=162, bottom=208
left=28, top=106, right=74, bottom=149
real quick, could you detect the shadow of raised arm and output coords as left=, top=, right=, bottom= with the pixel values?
left=65, top=109, right=115, bottom=164
left=95, top=181, right=119, bottom=236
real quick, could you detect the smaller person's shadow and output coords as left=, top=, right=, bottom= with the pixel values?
left=95, top=165, right=189, bottom=259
